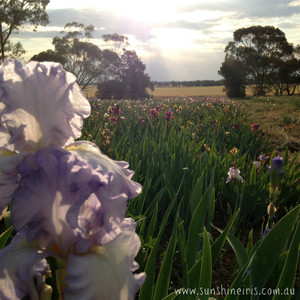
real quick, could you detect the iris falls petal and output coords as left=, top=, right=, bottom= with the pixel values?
left=65, top=231, right=146, bottom=300
left=0, top=149, right=25, bottom=216
left=0, top=231, right=48, bottom=300
left=11, top=147, right=105, bottom=256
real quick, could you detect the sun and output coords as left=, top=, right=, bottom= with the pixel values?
left=112, top=1, right=164, bottom=22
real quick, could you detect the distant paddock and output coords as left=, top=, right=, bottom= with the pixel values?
left=148, top=86, right=230, bottom=98
left=83, top=85, right=274, bottom=98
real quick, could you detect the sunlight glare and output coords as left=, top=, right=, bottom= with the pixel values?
left=48, top=0, right=182, bottom=24
left=103, top=0, right=181, bottom=23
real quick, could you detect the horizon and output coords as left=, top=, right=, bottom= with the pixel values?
left=10, top=0, right=300, bottom=82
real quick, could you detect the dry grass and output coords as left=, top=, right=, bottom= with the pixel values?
left=83, top=85, right=255, bottom=98
left=148, top=86, right=227, bottom=97
left=83, top=85, right=98, bottom=98
left=236, top=96, right=300, bottom=163
left=150, top=86, right=256, bottom=98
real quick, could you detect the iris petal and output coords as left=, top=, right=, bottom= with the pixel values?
left=0, top=231, right=47, bottom=300
left=0, top=59, right=90, bottom=152
left=0, top=150, right=25, bottom=216
left=11, top=147, right=105, bottom=256
left=76, top=189, right=137, bottom=251
left=65, top=231, right=146, bottom=300
left=66, top=141, right=142, bottom=237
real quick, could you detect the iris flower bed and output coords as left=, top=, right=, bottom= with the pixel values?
left=0, top=60, right=299, bottom=299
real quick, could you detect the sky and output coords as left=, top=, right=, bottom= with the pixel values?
left=10, top=0, right=300, bottom=81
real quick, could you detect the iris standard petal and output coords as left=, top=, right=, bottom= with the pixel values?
left=65, top=141, right=142, bottom=236
left=0, top=231, right=47, bottom=300
left=0, top=149, right=25, bottom=216
left=0, top=59, right=90, bottom=152
left=64, top=231, right=146, bottom=300
left=11, top=147, right=105, bottom=257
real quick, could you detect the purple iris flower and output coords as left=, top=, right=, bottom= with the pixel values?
left=111, top=104, right=121, bottom=115
left=267, top=156, right=284, bottom=187
left=263, top=228, right=271, bottom=239
left=0, top=59, right=145, bottom=299
left=232, top=123, right=239, bottom=130
left=251, top=123, right=259, bottom=131
left=165, top=110, right=173, bottom=121
left=150, top=108, right=158, bottom=118
left=258, top=154, right=270, bottom=162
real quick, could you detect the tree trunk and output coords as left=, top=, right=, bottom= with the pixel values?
left=0, top=22, right=5, bottom=62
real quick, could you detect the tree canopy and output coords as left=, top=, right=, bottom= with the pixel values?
left=32, top=22, right=121, bottom=90
left=97, top=49, right=152, bottom=99
left=102, top=33, right=129, bottom=54
left=218, top=59, right=247, bottom=98
left=31, top=23, right=152, bottom=98
left=30, top=49, right=66, bottom=65
left=0, top=0, right=49, bottom=61
left=220, top=25, right=299, bottom=97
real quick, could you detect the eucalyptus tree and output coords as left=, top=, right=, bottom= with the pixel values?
left=96, top=49, right=152, bottom=99
left=30, top=49, right=66, bottom=65
left=102, top=33, right=129, bottom=54
left=268, top=44, right=300, bottom=95
left=218, top=59, right=247, bottom=98
left=0, top=0, right=49, bottom=61
left=267, top=52, right=300, bottom=96
left=223, top=26, right=293, bottom=96
left=32, top=23, right=152, bottom=97
left=97, top=33, right=152, bottom=99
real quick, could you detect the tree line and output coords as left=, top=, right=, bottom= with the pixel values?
left=153, top=80, right=223, bottom=87
left=1, top=1, right=300, bottom=99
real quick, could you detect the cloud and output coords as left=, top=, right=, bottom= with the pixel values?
left=163, top=20, right=216, bottom=31
left=8, top=1, right=300, bottom=81
left=178, top=0, right=300, bottom=19
left=237, top=0, right=300, bottom=18
left=47, top=8, right=155, bottom=43
left=47, top=8, right=110, bottom=27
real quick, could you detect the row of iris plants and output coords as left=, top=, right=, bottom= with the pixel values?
left=81, top=96, right=300, bottom=299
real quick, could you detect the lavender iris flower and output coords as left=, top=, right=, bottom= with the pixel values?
left=267, top=156, right=284, bottom=187
left=226, top=167, right=245, bottom=183
left=0, top=59, right=145, bottom=299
